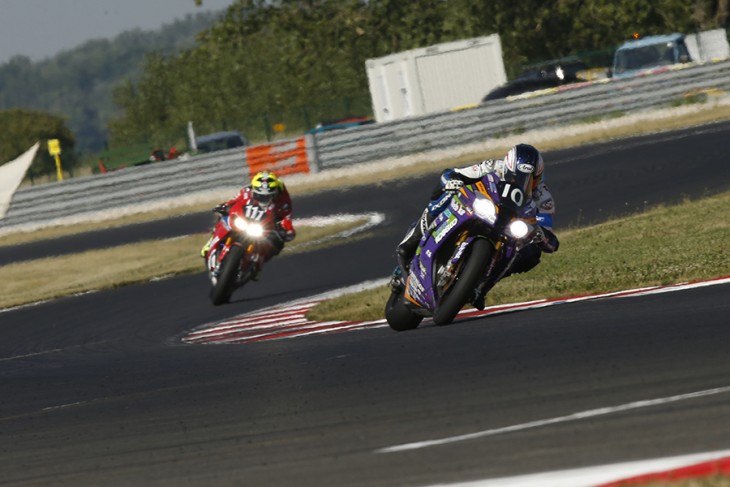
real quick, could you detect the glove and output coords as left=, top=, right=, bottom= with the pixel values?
left=213, top=204, right=229, bottom=215
left=534, top=227, right=559, bottom=253
left=443, top=179, right=464, bottom=192
left=478, top=159, right=497, bottom=174
left=276, top=219, right=296, bottom=242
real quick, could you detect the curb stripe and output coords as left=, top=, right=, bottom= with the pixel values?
left=182, top=275, right=730, bottom=345
left=595, top=455, right=730, bottom=486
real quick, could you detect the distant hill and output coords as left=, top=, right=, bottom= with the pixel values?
left=0, top=11, right=223, bottom=154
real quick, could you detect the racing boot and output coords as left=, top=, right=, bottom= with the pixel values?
left=389, top=265, right=405, bottom=292
left=200, top=235, right=213, bottom=259
left=250, top=254, right=263, bottom=281
left=396, top=209, right=432, bottom=275
left=471, top=286, right=487, bottom=311
left=252, top=267, right=262, bottom=281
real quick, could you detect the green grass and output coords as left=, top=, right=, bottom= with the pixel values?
left=0, top=219, right=370, bottom=310
left=306, top=191, right=730, bottom=322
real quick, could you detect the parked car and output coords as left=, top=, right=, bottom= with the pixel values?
left=609, top=33, right=692, bottom=79
left=306, top=116, right=374, bottom=134
left=195, top=131, right=248, bottom=153
left=482, top=57, right=589, bottom=102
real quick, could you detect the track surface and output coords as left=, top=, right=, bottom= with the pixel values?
left=1, top=122, right=730, bottom=486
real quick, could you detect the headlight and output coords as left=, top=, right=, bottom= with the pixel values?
left=507, top=220, right=530, bottom=239
left=473, top=196, right=497, bottom=224
left=246, top=223, right=265, bottom=238
left=233, top=217, right=248, bottom=231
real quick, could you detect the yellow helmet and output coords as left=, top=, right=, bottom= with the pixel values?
left=251, top=171, right=282, bottom=202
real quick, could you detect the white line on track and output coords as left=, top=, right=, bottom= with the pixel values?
left=0, top=340, right=111, bottom=362
left=376, top=385, right=730, bottom=454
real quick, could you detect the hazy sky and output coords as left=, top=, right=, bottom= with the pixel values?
left=0, top=0, right=236, bottom=64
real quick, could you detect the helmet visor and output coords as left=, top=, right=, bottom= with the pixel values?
left=253, top=191, right=274, bottom=205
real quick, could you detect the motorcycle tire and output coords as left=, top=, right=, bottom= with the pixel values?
left=433, top=238, right=492, bottom=326
left=210, top=245, right=245, bottom=305
left=385, top=289, right=423, bottom=331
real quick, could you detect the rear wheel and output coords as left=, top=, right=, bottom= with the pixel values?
left=385, top=289, right=423, bottom=331
left=433, top=238, right=492, bottom=326
left=210, top=246, right=245, bottom=305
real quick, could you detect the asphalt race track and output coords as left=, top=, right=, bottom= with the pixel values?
left=1, top=121, right=730, bottom=486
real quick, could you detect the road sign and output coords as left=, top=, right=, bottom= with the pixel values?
left=47, top=139, right=62, bottom=156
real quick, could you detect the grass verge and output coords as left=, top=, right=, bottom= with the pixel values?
left=0, top=219, right=370, bottom=310
left=306, top=191, right=730, bottom=322
left=643, top=477, right=730, bottom=486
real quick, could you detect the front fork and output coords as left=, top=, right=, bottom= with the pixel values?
left=210, top=236, right=254, bottom=279
left=435, top=230, right=471, bottom=292
left=473, top=238, right=515, bottom=298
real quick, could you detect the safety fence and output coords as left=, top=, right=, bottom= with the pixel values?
left=2, top=59, right=730, bottom=231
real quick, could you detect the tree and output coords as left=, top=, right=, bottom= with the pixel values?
left=0, top=108, right=76, bottom=180
left=108, top=0, right=730, bottom=146
left=0, top=12, right=222, bottom=154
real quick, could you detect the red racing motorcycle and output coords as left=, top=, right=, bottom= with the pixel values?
left=205, top=198, right=276, bottom=305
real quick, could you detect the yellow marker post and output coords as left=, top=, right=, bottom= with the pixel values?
left=47, top=139, right=63, bottom=181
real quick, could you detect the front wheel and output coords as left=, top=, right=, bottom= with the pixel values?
left=432, top=238, right=492, bottom=326
left=210, top=245, right=245, bottom=305
left=385, top=289, right=423, bottom=331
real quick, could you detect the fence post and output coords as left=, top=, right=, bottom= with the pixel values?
left=262, top=112, right=273, bottom=141
left=301, top=107, right=311, bottom=131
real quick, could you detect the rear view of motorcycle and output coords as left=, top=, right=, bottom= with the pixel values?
left=386, top=173, right=543, bottom=330
left=204, top=199, right=275, bottom=305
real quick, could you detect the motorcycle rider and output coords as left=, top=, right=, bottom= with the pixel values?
left=201, top=170, right=296, bottom=279
left=395, top=143, right=559, bottom=309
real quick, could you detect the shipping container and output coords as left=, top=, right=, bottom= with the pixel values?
left=365, top=35, right=507, bottom=123
left=685, top=28, right=730, bottom=62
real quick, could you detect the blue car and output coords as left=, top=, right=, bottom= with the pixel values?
left=610, top=33, right=692, bottom=79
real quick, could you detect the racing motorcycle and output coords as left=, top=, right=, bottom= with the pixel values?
left=205, top=198, right=275, bottom=305
left=385, top=172, right=546, bottom=331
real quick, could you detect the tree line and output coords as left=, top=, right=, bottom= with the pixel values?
left=109, top=0, right=728, bottom=151
left=0, top=11, right=222, bottom=168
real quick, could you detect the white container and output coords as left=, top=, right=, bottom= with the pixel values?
left=366, top=35, right=507, bottom=123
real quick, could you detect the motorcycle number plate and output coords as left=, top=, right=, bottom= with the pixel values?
left=244, top=204, right=266, bottom=221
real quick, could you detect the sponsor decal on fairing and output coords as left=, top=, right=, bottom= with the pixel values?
left=407, top=273, right=426, bottom=299
left=487, top=174, right=498, bottom=194
left=453, top=241, right=469, bottom=262
left=433, top=214, right=458, bottom=244
left=449, top=198, right=466, bottom=216
left=419, top=261, right=427, bottom=279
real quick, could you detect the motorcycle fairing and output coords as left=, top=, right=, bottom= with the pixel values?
left=405, top=196, right=480, bottom=311
left=403, top=172, right=539, bottom=314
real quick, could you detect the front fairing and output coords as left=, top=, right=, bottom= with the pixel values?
left=211, top=200, right=275, bottom=263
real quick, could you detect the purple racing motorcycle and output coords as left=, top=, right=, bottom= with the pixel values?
left=385, top=172, right=546, bottom=330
